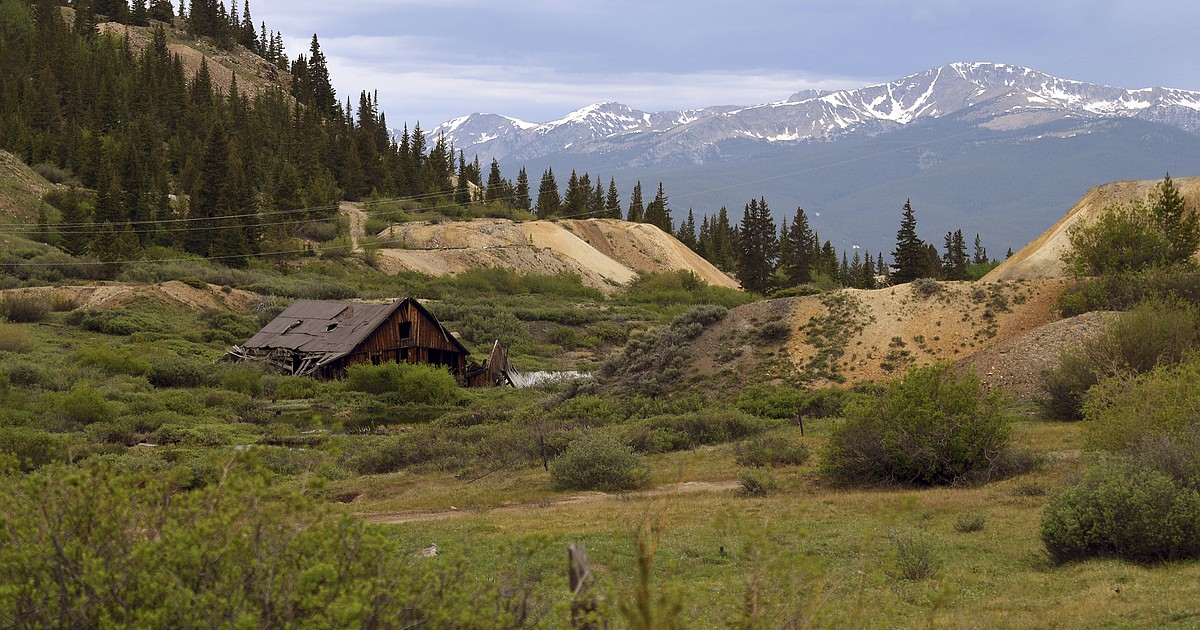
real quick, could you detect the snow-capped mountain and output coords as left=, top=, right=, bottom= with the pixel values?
left=432, top=62, right=1200, bottom=166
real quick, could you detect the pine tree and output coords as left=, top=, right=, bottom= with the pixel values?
left=514, top=167, right=531, bottom=211
left=941, top=229, right=967, bottom=280
left=972, top=233, right=988, bottom=265
left=781, top=207, right=814, bottom=285
left=644, top=182, right=671, bottom=232
left=485, top=158, right=505, bottom=204
left=604, top=178, right=622, bottom=219
left=306, top=34, right=336, bottom=115
left=564, top=170, right=586, bottom=216
left=735, top=197, right=778, bottom=294
left=149, top=0, right=174, bottom=22
left=626, top=181, right=644, bottom=223
left=534, top=168, right=561, bottom=218
left=675, top=209, right=697, bottom=250
left=1151, top=173, right=1200, bottom=264
left=891, top=199, right=927, bottom=284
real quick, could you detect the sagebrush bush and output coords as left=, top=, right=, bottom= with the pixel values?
left=737, top=467, right=778, bottom=496
left=734, top=434, right=810, bottom=467
left=599, top=305, right=727, bottom=396
left=1041, top=460, right=1200, bottom=564
left=886, top=530, right=941, bottom=580
left=1040, top=300, right=1200, bottom=420
left=549, top=432, right=649, bottom=492
left=822, top=362, right=1014, bottom=486
left=58, top=384, right=113, bottom=426
left=953, top=513, right=986, bottom=533
left=0, top=322, right=34, bottom=353
left=911, top=278, right=942, bottom=298
left=1, top=293, right=50, bottom=323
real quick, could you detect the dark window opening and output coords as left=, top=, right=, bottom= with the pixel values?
left=400, top=321, right=413, bottom=339
left=371, top=355, right=381, bottom=366
left=326, top=322, right=338, bottom=332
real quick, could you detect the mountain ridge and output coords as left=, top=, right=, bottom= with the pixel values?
left=427, top=62, right=1200, bottom=165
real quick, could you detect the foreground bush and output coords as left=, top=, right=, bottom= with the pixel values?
left=734, top=434, right=810, bottom=468
left=550, top=432, right=650, bottom=492
left=822, top=363, right=1015, bottom=486
left=0, top=461, right=552, bottom=626
left=1041, top=461, right=1200, bottom=564
left=0, top=293, right=50, bottom=323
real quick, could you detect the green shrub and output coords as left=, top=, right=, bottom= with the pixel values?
left=736, top=384, right=806, bottom=419
left=1, top=293, right=50, bottom=323
left=147, top=355, right=210, bottom=388
left=74, top=344, right=150, bottom=376
left=1041, top=460, right=1200, bottom=563
left=599, top=305, right=727, bottom=396
left=911, top=278, right=941, bottom=298
left=345, top=361, right=461, bottom=406
left=263, top=375, right=324, bottom=400
left=58, top=384, right=113, bottom=425
left=1040, top=300, right=1200, bottom=420
left=734, top=434, right=810, bottom=467
left=459, top=308, right=528, bottom=348
left=822, top=362, right=1013, bottom=486
left=549, top=432, right=650, bottom=492
left=0, top=427, right=73, bottom=471
left=754, top=320, right=791, bottom=343
left=1084, top=361, right=1200, bottom=455
left=737, top=467, right=778, bottom=496
left=71, top=310, right=167, bottom=336
left=0, top=322, right=34, bottom=353
left=1064, top=202, right=1175, bottom=277
left=629, top=409, right=772, bottom=453
left=220, top=365, right=264, bottom=398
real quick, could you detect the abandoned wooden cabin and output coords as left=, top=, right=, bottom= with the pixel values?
left=225, top=297, right=472, bottom=380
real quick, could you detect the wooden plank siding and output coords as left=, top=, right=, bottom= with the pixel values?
left=315, top=300, right=468, bottom=380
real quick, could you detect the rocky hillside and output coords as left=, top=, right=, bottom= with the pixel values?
left=985, top=175, right=1200, bottom=281
left=372, top=218, right=738, bottom=292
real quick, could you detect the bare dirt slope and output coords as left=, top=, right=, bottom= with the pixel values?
left=692, top=278, right=1069, bottom=387
left=1, top=281, right=260, bottom=313
left=372, top=218, right=739, bottom=292
left=985, top=175, right=1200, bottom=281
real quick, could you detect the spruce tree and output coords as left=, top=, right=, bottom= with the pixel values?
left=626, top=181, right=644, bottom=223
left=891, top=199, right=927, bottom=283
left=675, top=209, right=697, bottom=250
left=782, top=207, right=814, bottom=285
left=534, top=168, right=560, bottom=218
left=735, top=197, right=778, bottom=294
left=485, top=158, right=505, bottom=204
left=605, top=178, right=622, bottom=219
left=514, top=167, right=531, bottom=211
left=973, top=233, right=988, bottom=265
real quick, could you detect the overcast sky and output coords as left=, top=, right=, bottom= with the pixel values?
left=240, top=0, right=1200, bottom=127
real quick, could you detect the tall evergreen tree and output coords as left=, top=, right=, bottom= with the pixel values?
left=1151, top=173, right=1200, bottom=264
left=675, top=209, right=697, bottom=250
left=484, top=158, right=505, bottom=204
left=941, top=229, right=968, bottom=280
left=604, top=178, right=622, bottom=219
left=735, top=197, right=778, bottom=294
left=973, top=233, right=988, bottom=265
left=513, top=167, right=531, bottom=211
left=891, top=199, right=927, bottom=283
left=626, top=181, right=644, bottom=223
left=644, top=182, right=671, bottom=232
left=534, top=168, right=560, bottom=218
left=781, top=207, right=814, bottom=285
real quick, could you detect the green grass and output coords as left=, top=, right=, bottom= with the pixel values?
left=357, top=418, right=1200, bottom=628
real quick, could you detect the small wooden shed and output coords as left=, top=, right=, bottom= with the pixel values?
left=225, top=297, right=470, bottom=380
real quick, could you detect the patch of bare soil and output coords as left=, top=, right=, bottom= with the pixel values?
left=955, top=310, right=1117, bottom=404
left=692, top=278, right=1071, bottom=387
left=357, top=480, right=739, bottom=525
left=1, top=281, right=260, bottom=313
left=370, top=218, right=738, bottom=293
